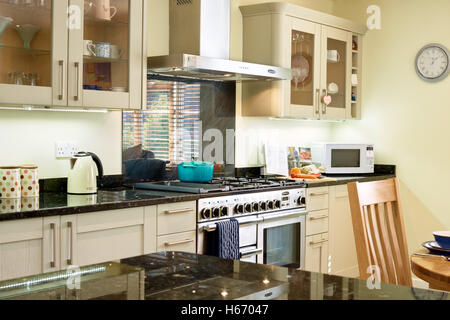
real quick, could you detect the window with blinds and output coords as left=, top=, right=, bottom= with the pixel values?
left=123, top=80, right=201, bottom=165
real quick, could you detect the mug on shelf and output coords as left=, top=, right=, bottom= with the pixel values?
left=84, top=40, right=94, bottom=56
left=95, top=0, right=118, bottom=21
left=327, top=82, right=339, bottom=95
left=110, top=45, right=123, bottom=59
left=0, top=167, right=21, bottom=199
left=88, top=42, right=111, bottom=59
left=20, top=165, right=39, bottom=197
left=327, top=50, right=340, bottom=63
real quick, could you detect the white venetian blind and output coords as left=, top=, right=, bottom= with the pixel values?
left=123, top=80, right=201, bottom=165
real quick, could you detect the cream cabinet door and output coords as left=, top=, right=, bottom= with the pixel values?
left=0, top=218, right=44, bottom=281
left=0, top=0, right=68, bottom=106
left=305, top=233, right=328, bottom=274
left=319, top=26, right=352, bottom=120
left=68, top=0, right=144, bottom=109
left=328, top=185, right=359, bottom=278
left=286, top=18, right=322, bottom=119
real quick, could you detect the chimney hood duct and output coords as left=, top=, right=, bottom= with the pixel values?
left=147, top=0, right=291, bottom=82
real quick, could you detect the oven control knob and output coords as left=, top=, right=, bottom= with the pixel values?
left=220, top=206, right=229, bottom=217
left=267, top=201, right=274, bottom=210
left=259, top=201, right=267, bottom=211
left=212, top=207, right=221, bottom=218
left=298, top=196, right=306, bottom=205
left=201, top=208, right=211, bottom=220
left=252, top=202, right=260, bottom=212
left=274, top=200, right=281, bottom=209
left=244, top=203, right=252, bottom=213
left=235, top=204, right=244, bottom=214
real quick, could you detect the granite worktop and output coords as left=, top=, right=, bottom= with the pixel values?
left=0, top=252, right=447, bottom=301
left=0, top=173, right=395, bottom=222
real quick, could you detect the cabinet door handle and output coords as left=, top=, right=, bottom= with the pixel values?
left=164, top=208, right=193, bottom=215
left=67, top=221, right=73, bottom=265
left=309, top=239, right=328, bottom=246
left=50, top=223, right=56, bottom=268
left=240, top=248, right=263, bottom=258
left=164, top=239, right=194, bottom=247
left=74, top=62, right=80, bottom=101
left=315, top=88, right=320, bottom=115
left=309, top=215, right=328, bottom=221
left=58, top=60, right=64, bottom=100
left=322, top=89, right=328, bottom=115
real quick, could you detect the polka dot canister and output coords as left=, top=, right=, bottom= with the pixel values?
left=0, top=167, right=21, bottom=199
left=20, top=165, right=39, bottom=198
left=0, top=198, right=21, bottom=214
left=21, top=197, right=40, bottom=212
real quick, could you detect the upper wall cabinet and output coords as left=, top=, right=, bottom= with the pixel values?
left=240, top=3, right=366, bottom=120
left=0, top=0, right=146, bottom=109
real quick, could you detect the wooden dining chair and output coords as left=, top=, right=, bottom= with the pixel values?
left=347, top=178, right=412, bottom=287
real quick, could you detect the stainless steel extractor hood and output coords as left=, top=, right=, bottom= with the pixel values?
left=147, top=0, right=291, bottom=82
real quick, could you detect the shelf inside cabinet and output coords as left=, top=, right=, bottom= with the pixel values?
left=0, top=0, right=51, bottom=14
left=84, top=17, right=129, bottom=27
left=0, top=44, right=50, bottom=56
left=83, top=55, right=128, bottom=63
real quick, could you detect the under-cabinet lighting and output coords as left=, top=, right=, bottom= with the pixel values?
left=268, top=117, right=346, bottom=123
left=0, top=106, right=109, bottom=113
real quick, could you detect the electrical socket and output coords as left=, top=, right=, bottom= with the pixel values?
left=55, top=141, right=79, bottom=158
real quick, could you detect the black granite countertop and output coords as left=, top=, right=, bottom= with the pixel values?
left=0, top=252, right=446, bottom=300
left=0, top=174, right=395, bottom=222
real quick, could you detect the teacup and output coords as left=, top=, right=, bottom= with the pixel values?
left=110, top=45, right=123, bottom=59
left=95, top=0, right=118, bottom=21
left=88, top=42, right=111, bottom=58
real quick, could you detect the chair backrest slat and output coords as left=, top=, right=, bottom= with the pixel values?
left=347, top=178, right=412, bottom=287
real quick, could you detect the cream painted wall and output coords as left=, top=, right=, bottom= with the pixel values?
left=331, top=0, right=450, bottom=253
left=0, top=110, right=122, bottom=179
left=230, top=0, right=336, bottom=167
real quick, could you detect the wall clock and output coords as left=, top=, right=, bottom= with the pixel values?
left=415, top=43, right=450, bottom=82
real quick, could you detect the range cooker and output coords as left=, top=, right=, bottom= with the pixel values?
left=135, top=177, right=309, bottom=269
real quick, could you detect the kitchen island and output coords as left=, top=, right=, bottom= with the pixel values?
left=0, top=252, right=447, bottom=300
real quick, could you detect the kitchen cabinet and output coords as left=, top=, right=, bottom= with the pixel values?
left=0, top=0, right=146, bottom=109
left=156, top=201, right=197, bottom=254
left=305, top=233, right=329, bottom=274
left=240, top=3, right=365, bottom=120
left=328, top=185, right=359, bottom=278
left=0, top=218, right=44, bottom=281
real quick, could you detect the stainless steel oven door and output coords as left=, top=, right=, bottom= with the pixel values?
left=257, top=209, right=306, bottom=269
left=197, top=215, right=262, bottom=255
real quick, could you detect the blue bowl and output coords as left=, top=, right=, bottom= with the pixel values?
left=433, top=231, right=450, bottom=249
left=177, top=161, right=214, bottom=183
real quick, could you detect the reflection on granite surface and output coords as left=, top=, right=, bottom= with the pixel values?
left=0, top=252, right=447, bottom=300
left=122, top=252, right=450, bottom=300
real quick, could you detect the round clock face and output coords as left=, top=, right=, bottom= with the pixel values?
left=416, top=44, right=450, bottom=82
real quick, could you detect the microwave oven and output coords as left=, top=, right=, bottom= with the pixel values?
left=311, top=143, right=375, bottom=174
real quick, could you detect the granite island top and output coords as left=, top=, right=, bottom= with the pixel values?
left=0, top=174, right=395, bottom=222
left=0, top=252, right=447, bottom=300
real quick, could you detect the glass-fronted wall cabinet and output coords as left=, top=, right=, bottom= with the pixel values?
left=0, top=0, right=146, bottom=109
left=240, top=3, right=366, bottom=120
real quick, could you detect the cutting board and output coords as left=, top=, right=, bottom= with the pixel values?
left=276, top=176, right=338, bottom=184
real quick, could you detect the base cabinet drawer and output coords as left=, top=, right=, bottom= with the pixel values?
left=306, top=210, right=329, bottom=236
left=307, top=187, right=329, bottom=211
left=157, top=231, right=196, bottom=254
left=157, top=201, right=196, bottom=236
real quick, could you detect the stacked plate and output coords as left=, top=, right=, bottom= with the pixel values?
left=423, top=231, right=450, bottom=256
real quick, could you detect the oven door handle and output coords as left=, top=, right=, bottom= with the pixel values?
left=200, top=217, right=263, bottom=232
left=240, top=248, right=263, bottom=258
left=262, top=210, right=306, bottom=222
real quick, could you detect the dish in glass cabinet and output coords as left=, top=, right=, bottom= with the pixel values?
left=291, top=54, right=311, bottom=88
